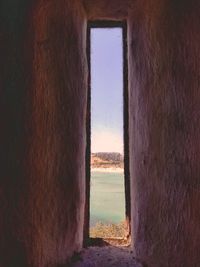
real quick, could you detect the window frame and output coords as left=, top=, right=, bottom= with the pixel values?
left=84, top=20, right=130, bottom=244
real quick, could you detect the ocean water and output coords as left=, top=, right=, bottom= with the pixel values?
left=90, top=171, right=125, bottom=227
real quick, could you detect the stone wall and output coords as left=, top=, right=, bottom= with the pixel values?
left=0, top=0, right=87, bottom=266
left=1, top=0, right=200, bottom=267
left=85, top=0, right=200, bottom=266
left=128, top=1, right=200, bottom=266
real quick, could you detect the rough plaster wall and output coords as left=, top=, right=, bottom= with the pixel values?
left=128, top=1, right=200, bottom=266
left=0, top=0, right=87, bottom=266
left=83, top=0, right=129, bottom=20
left=27, top=1, right=87, bottom=266
left=1, top=0, right=200, bottom=267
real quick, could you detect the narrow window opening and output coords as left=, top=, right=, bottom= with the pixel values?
left=85, top=21, right=130, bottom=247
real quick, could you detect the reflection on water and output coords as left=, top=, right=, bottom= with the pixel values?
left=90, top=171, right=125, bottom=227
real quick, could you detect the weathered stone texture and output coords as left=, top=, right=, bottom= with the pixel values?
left=1, top=0, right=200, bottom=267
left=0, top=0, right=87, bottom=266
left=128, top=1, right=200, bottom=266
left=83, top=0, right=129, bottom=20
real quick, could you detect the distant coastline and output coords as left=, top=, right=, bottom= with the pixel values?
left=91, top=152, right=124, bottom=173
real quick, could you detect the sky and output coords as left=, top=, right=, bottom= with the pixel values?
left=91, top=28, right=123, bottom=154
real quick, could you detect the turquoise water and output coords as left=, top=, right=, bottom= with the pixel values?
left=90, top=171, right=125, bottom=227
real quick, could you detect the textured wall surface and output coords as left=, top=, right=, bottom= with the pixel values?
left=83, top=0, right=129, bottom=20
left=1, top=0, right=200, bottom=267
left=0, top=0, right=87, bottom=266
left=128, top=1, right=200, bottom=266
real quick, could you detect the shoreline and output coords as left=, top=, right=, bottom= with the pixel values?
left=91, top=167, right=123, bottom=173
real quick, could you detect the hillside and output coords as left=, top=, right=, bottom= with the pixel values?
left=91, top=152, right=123, bottom=169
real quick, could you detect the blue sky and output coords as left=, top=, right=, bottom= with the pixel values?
left=91, top=28, right=123, bottom=153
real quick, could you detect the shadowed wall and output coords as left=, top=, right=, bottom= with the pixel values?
left=0, top=0, right=87, bottom=266
left=128, top=1, right=200, bottom=266
left=0, top=1, right=35, bottom=266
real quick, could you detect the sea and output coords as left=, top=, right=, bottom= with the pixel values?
left=90, top=171, right=125, bottom=227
